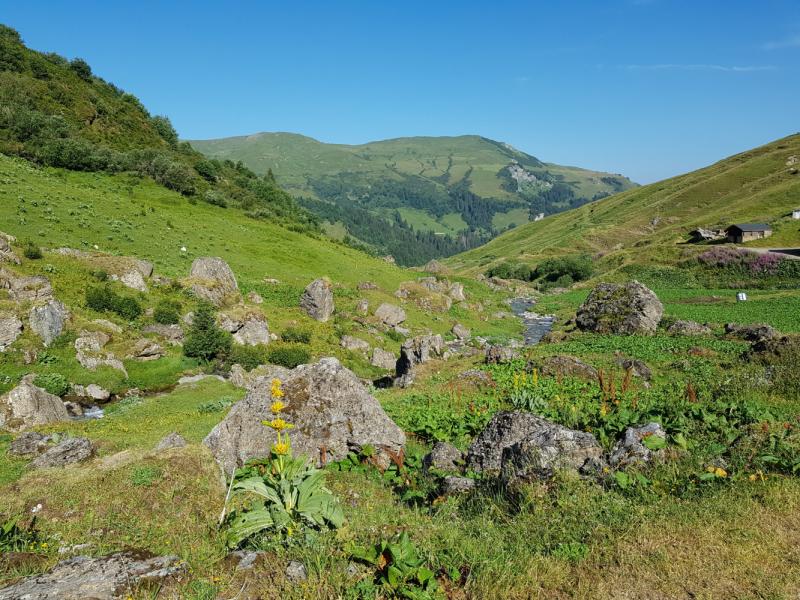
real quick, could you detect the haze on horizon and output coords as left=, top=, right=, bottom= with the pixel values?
left=6, top=0, right=799, bottom=185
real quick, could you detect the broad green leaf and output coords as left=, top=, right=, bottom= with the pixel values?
left=641, top=435, right=668, bottom=451
left=225, top=509, right=274, bottom=546
left=615, top=471, right=633, bottom=489
left=671, top=432, right=688, bottom=450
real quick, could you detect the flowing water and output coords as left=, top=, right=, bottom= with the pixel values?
left=508, top=297, right=554, bottom=346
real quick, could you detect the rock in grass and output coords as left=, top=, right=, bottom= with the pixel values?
left=26, top=436, right=95, bottom=469
left=423, top=259, right=452, bottom=275
left=422, top=442, right=463, bottom=472
left=299, top=278, right=335, bottom=322
left=155, top=432, right=187, bottom=450
left=535, top=355, right=598, bottom=382
left=442, top=476, right=477, bottom=493
left=452, top=323, right=470, bottom=339
left=612, top=358, right=653, bottom=380
left=356, top=281, right=381, bottom=291
left=125, top=339, right=164, bottom=361
left=135, top=259, right=154, bottom=277
left=370, top=347, right=396, bottom=370
left=609, top=422, right=666, bottom=467
left=0, top=314, right=23, bottom=350
left=120, top=269, right=149, bottom=293
left=0, top=382, right=70, bottom=432
left=142, top=324, right=185, bottom=344
left=725, top=322, right=782, bottom=343
left=286, top=560, right=307, bottom=583
left=667, top=320, right=713, bottom=336
left=7, top=432, right=58, bottom=458
left=188, top=257, right=239, bottom=307
left=576, top=281, right=663, bottom=335
left=29, top=299, right=70, bottom=347
left=85, top=384, right=111, bottom=401
left=356, top=298, right=369, bottom=316
left=340, top=335, right=370, bottom=353
left=232, top=314, right=270, bottom=346
left=485, top=345, right=522, bottom=364
left=0, top=235, right=21, bottom=265
left=246, top=290, right=264, bottom=304
left=395, top=334, right=444, bottom=382
left=374, top=302, right=407, bottom=326
left=8, top=274, right=52, bottom=302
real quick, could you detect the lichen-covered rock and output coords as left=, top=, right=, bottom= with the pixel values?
left=92, top=319, right=122, bottom=333
left=232, top=314, right=270, bottom=346
left=142, top=324, right=185, bottom=344
left=576, top=282, right=663, bottom=335
left=422, top=442, right=463, bottom=472
left=29, top=299, right=70, bottom=347
left=726, top=322, right=783, bottom=343
left=0, top=235, right=21, bottom=265
left=75, top=330, right=111, bottom=352
left=126, top=339, right=164, bottom=361
left=0, top=315, right=23, bottom=350
left=229, top=364, right=292, bottom=389
left=394, top=282, right=452, bottom=313
left=746, top=333, right=799, bottom=361
left=374, top=303, right=407, bottom=326
left=0, top=548, right=184, bottom=600
left=356, top=298, right=369, bottom=316
left=667, top=320, right=713, bottom=336
left=448, top=282, right=466, bottom=302
left=467, top=411, right=604, bottom=476
left=370, top=348, right=397, bottom=370
left=203, top=358, right=405, bottom=469
left=536, top=355, right=598, bottom=382
left=417, top=277, right=445, bottom=293
left=85, top=384, right=111, bottom=401
left=0, top=382, right=70, bottom=432
left=395, top=334, right=444, bottom=380
left=485, top=345, right=522, bottom=364
left=136, top=259, right=154, bottom=277
left=423, top=259, right=452, bottom=275
left=120, top=270, right=149, bottom=293
left=246, top=290, right=264, bottom=304
left=26, top=436, right=95, bottom=469
left=155, top=432, right=187, bottom=450
left=76, top=350, right=127, bottom=377
left=609, top=422, right=666, bottom=467
left=442, top=476, right=477, bottom=493
left=340, top=335, right=370, bottom=353
left=452, top=323, right=470, bottom=339
left=8, top=275, right=52, bottom=302
left=612, top=358, right=653, bottom=380
left=456, top=369, right=491, bottom=385
left=188, top=257, right=239, bottom=307
left=356, top=281, right=381, bottom=291
left=7, top=432, right=57, bottom=457
left=299, top=278, right=334, bottom=322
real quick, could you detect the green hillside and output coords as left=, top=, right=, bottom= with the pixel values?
left=446, top=132, right=800, bottom=278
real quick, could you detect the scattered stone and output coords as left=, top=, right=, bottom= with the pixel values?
left=144, top=308, right=154, bottom=317
left=394, top=325, right=410, bottom=336
left=155, top=432, right=187, bottom=450
left=447, top=282, right=466, bottom=301
left=423, top=259, right=452, bottom=275
left=75, top=330, right=111, bottom=352
left=612, top=358, right=653, bottom=380
left=356, top=298, right=369, bottom=316
left=340, top=335, right=370, bottom=353
left=85, top=384, right=111, bottom=401
left=182, top=312, right=194, bottom=325
left=0, top=382, right=70, bottom=432
left=418, top=277, right=445, bottom=293
left=609, top=422, right=666, bottom=467
left=0, top=548, right=184, bottom=600
left=476, top=274, right=486, bottom=281
left=452, top=323, right=470, bottom=339
left=26, top=436, right=95, bottom=469
left=246, top=290, right=264, bottom=304
left=0, top=235, right=21, bottom=265
left=356, top=281, right=381, bottom=291
left=746, top=334, right=799, bottom=361
left=221, top=550, right=266, bottom=571
left=548, top=287, right=570, bottom=295
left=536, top=355, right=598, bottom=382
left=8, top=275, right=52, bottom=302
left=29, top=299, right=70, bottom=347
left=422, top=442, right=463, bottom=472
left=299, top=278, right=334, bottom=322
left=92, top=319, right=122, bottom=333
left=456, top=369, right=491, bottom=385
left=262, top=278, right=280, bottom=284
left=120, top=269, right=149, bottom=293
left=126, top=339, right=165, bottom=361
left=370, top=347, right=396, bottom=370
left=135, top=259, right=154, bottom=277
left=204, top=358, right=405, bottom=469
left=76, top=349, right=128, bottom=377
left=462, top=347, right=485, bottom=359
left=492, top=312, right=513, bottom=319
left=485, top=345, right=523, bottom=364
left=151, top=275, right=172, bottom=286
left=395, top=282, right=452, bottom=313
left=142, top=324, right=186, bottom=344
left=7, top=432, right=57, bottom=458
left=395, top=335, right=445, bottom=384
left=0, top=315, right=23, bottom=350
left=667, top=320, right=713, bottom=336
left=232, top=314, right=271, bottom=346
left=374, top=303, right=407, bottom=326
left=467, top=410, right=604, bottom=476
left=382, top=255, right=395, bottom=263
left=442, top=476, right=477, bottom=493
left=725, top=322, right=782, bottom=343
left=576, top=281, right=663, bottom=335
left=286, top=559, right=307, bottom=583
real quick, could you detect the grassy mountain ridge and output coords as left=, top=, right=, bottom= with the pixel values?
left=445, top=132, right=800, bottom=276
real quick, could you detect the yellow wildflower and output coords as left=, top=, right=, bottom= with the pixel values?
left=270, top=400, right=286, bottom=414
left=715, top=468, right=727, bottom=477
left=268, top=419, right=290, bottom=431
left=273, top=443, right=289, bottom=455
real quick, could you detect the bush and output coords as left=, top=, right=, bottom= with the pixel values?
left=114, top=296, right=142, bottom=320
left=385, top=329, right=405, bottom=343
left=148, top=115, right=179, bottom=148
left=183, top=302, right=233, bottom=362
left=89, top=269, right=108, bottom=281
left=200, top=190, right=228, bottom=208
left=265, top=344, right=311, bottom=368
left=32, top=373, right=70, bottom=397
left=68, top=58, right=93, bottom=82
left=534, top=256, right=593, bottom=282
left=153, top=299, right=181, bottom=324
left=228, top=344, right=268, bottom=371
left=281, top=327, right=312, bottom=344
left=22, top=241, right=42, bottom=260
left=485, top=261, right=534, bottom=281
left=554, top=274, right=574, bottom=287
left=85, top=286, right=142, bottom=320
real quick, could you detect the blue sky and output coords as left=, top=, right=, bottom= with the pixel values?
left=5, top=0, right=799, bottom=184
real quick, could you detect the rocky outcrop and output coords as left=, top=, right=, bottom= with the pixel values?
left=8, top=275, right=52, bottom=302
left=246, top=290, right=264, bottom=304
left=142, top=324, right=185, bottom=344
left=232, top=314, right=270, bottom=346
left=370, top=348, right=397, bottom=370
left=395, top=282, right=452, bottom=313
left=382, top=255, right=395, bottom=264
left=29, top=299, right=70, bottom=347
left=340, top=335, right=370, bottom=353
left=356, top=298, right=369, bottom=316
left=447, top=282, right=466, bottom=302
left=485, top=345, right=523, bottom=364
left=120, top=269, right=149, bottom=293
left=0, top=315, right=23, bottom=350
left=7, top=432, right=57, bottom=457
left=92, top=319, right=122, bottom=333
left=76, top=350, right=127, bottom=377
left=203, top=358, right=406, bottom=469
left=0, top=382, right=70, bottom=432
left=667, top=320, right=712, bottom=336
left=0, top=235, right=21, bottom=265
left=609, top=422, right=666, bottom=467
left=456, top=369, right=491, bottom=385
left=612, top=358, right=653, bottom=380
left=374, top=303, right=407, bottom=326
left=84, top=384, right=111, bottom=401
left=0, top=266, right=15, bottom=289
left=395, top=335, right=445, bottom=385
left=156, top=432, right=187, bottom=450
left=576, top=282, right=663, bottom=335
left=536, top=355, right=598, bottom=382
left=126, top=339, right=165, bottom=361
left=75, top=330, right=111, bottom=352
left=299, top=278, right=334, bottom=322
left=188, top=257, right=239, bottom=306
left=422, top=442, right=463, bottom=472
left=228, top=364, right=292, bottom=389
left=26, top=436, right=95, bottom=469
left=725, top=322, right=782, bottom=343
left=356, top=281, right=381, bottom=291
left=423, top=259, right=452, bottom=275
left=0, top=549, right=184, bottom=600
left=467, top=410, right=604, bottom=476
left=746, top=334, right=799, bottom=361
left=442, top=476, right=477, bottom=493
left=136, top=259, right=154, bottom=277
left=452, top=323, right=470, bottom=339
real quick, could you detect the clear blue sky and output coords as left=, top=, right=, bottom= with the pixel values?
left=6, top=1, right=799, bottom=184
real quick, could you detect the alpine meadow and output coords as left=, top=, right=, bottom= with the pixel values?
left=1, top=10, right=800, bottom=600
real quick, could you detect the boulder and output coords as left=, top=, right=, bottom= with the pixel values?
left=0, top=315, right=23, bottom=350
left=218, top=314, right=243, bottom=332
left=190, top=256, right=238, bottom=289
left=229, top=364, right=292, bottom=389
left=356, top=281, right=381, bottom=291
left=394, top=282, right=452, bottom=313
left=262, top=278, right=280, bottom=284
left=370, top=348, right=397, bottom=370
left=340, top=335, right=370, bottom=353
left=155, top=432, right=187, bottom=450
left=0, top=236, right=21, bottom=265
left=442, top=476, right=477, bottom=493
left=29, top=299, right=70, bottom=347
left=92, top=319, right=122, bottom=333
left=0, top=266, right=15, bottom=289
left=0, top=548, right=184, bottom=600
left=75, top=330, right=111, bottom=352
left=609, top=422, right=666, bottom=467
left=447, top=282, right=466, bottom=302
left=75, top=350, right=127, bottom=377
left=286, top=560, right=307, bottom=583
left=382, top=255, right=395, bottom=263
left=418, top=277, right=445, bottom=293
left=395, top=334, right=445, bottom=381
left=0, top=382, right=70, bottom=432
left=126, top=339, right=164, bottom=361
left=456, top=369, right=491, bottom=385
left=667, top=319, right=713, bottom=336
left=374, top=303, right=407, bottom=326
left=485, top=345, right=523, bottom=364
left=612, top=358, right=653, bottom=380
left=746, top=334, right=799, bottom=361
left=203, top=357, right=406, bottom=469
left=135, top=259, right=154, bottom=277
left=232, top=314, right=270, bottom=346
left=142, top=324, right=185, bottom=344
left=85, top=384, right=111, bottom=401
left=536, top=355, right=598, bottom=382
left=467, top=410, right=603, bottom=475
left=725, top=322, right=782, bottom=343
left=120, top=270, right=149, bottom=293
left=423, top=259, right=452, bottom=275
left=8, top=275, right=52, bottom=302
left=476, top=274, right=486, bottom=281
left=299, top=278, right=334, bottom=322
left=7, top=432, right=58, bottom=458
left=26, top=436, right=95, bottom=469
left=575, top=282, right=663, bottom=335
left=356, top=298, right=369, bottom=316
left=422, top=442, right=463, bottom=472
left=452, top=323, right=470, bottom=339
left=246, top=290, right=264, bottom=304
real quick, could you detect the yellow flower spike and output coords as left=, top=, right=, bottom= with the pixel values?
left=270, top=400, right=286, bottom=414
left=273, top=443, right=289, bottom=455
left=268, top=419, right=288, bottom=431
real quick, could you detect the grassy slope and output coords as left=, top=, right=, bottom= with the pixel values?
left=445, top=133, right=800, bottom=274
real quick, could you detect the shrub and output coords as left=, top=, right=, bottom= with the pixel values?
left=385, top=329, right=405, bottom=343
left=228, top=344, right=268, bottom=371
left=265, top=344, right=310, bottom=368
left=534, top=256, right=593, bottom=282
left=153, top=299, right=181, bottom=324
left=114, top=296, right=142, bottom=320
left=89, top=269, right=108, bottom=281
left=281, top=327, right=312, bottom=344
left=22, top=241, right=42, bottom=260
left=486, top=261, right=534, bottom=281
left=554, top=274, right=574, bottom=287
left=200, top=190, right=228, bottom=208
left=85, top=286, right=116, bottom=312
left=32, top=373, right=70, bottom=397
left=194, top=160, right=220, bottom=183
left=147, top=115, right=179, bottom=148
left=197, top=396, right=237, bottom=414
left=183, top=302, right=233, bottom=361
left=68, top=58, right=93, bottom=82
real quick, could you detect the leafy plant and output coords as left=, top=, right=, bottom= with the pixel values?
left=22, top=240, right=42, bottom=260
left=0, top=516, right=39, bottom=552
left=197, top=396, right=237, bottom=414
left=264, top=343, right=310, bottom=368
left=281, top=327, right=312, bottom=344
left=385, top=329, right=405, bottom=343
left=130, top=465, right=162, bottom=486
left=32, top=373, right=70, bottom=397
left=183, top=302, right=232, bottom=362
left=153, top=299, right=181, bottom=324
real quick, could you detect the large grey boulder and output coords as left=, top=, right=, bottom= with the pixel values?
left=0, top=315, right=23, bottom=350
left=374, top=303, right=407, bottom=326
left=0, top=382, right=70, bottom=432
left=448, top=282, right=466, bottom=302
left=26, top=436, right=95, bottom=469
left=667, top=320, right=713, bottom=336
left=232, top=314, right=270, bottom=346
left=609, top=422, right=666, bottom=467
left=485, top=345, right=523, bottom=364
left=142, top=324, right=185, bottom=344
left=0, top=236, right=21, bottom=265
left=136, top=259, right=154, bottom=277
left=8, top=275, right=52, bottom=302
left=537, top=355, right=598, bottom=382
left=246, top=290, right=264, bottom=304
left=340, top=335, right=370, bottom=353
left=467, top=410, right=603, bottom=475
left=356, top=298, right=369, bottom=316
left=395, top=335, right=444, bottom=383
left=725, top=322, right=782, bottom=343
left=29, top=299, right=70, bottom=347
left=299, top=278, right=334, bottom=322
left=612, top=358, right=653, bottom=380
left=395, top=282, right=452, bottom=313
left=188, top=257, right=239, bottom=306
left=204, top=358, right=405, bottom=469
left=126, top=339, right=164, bottom=361
left=356, top=281, right=381, bottom=291
left=576, top=282, right=663, bottom=335
left=452, top=323, right=470, bottom=339
left=85, top=384, right=111, bottom=401
left=7, top=432, right=58, bottom=457
left=120, top=269, right=149, bottom=293
left=75, top=350, right=127, bottom=377
left=75, top=330, right=111, bottom=352
left=0, top=266, right=16, bottom=288
left=370, top=348, right=397, bottom=370
left=422, top=442, right=463, bottom=472
left=0, top=548, right=184, bottom=600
